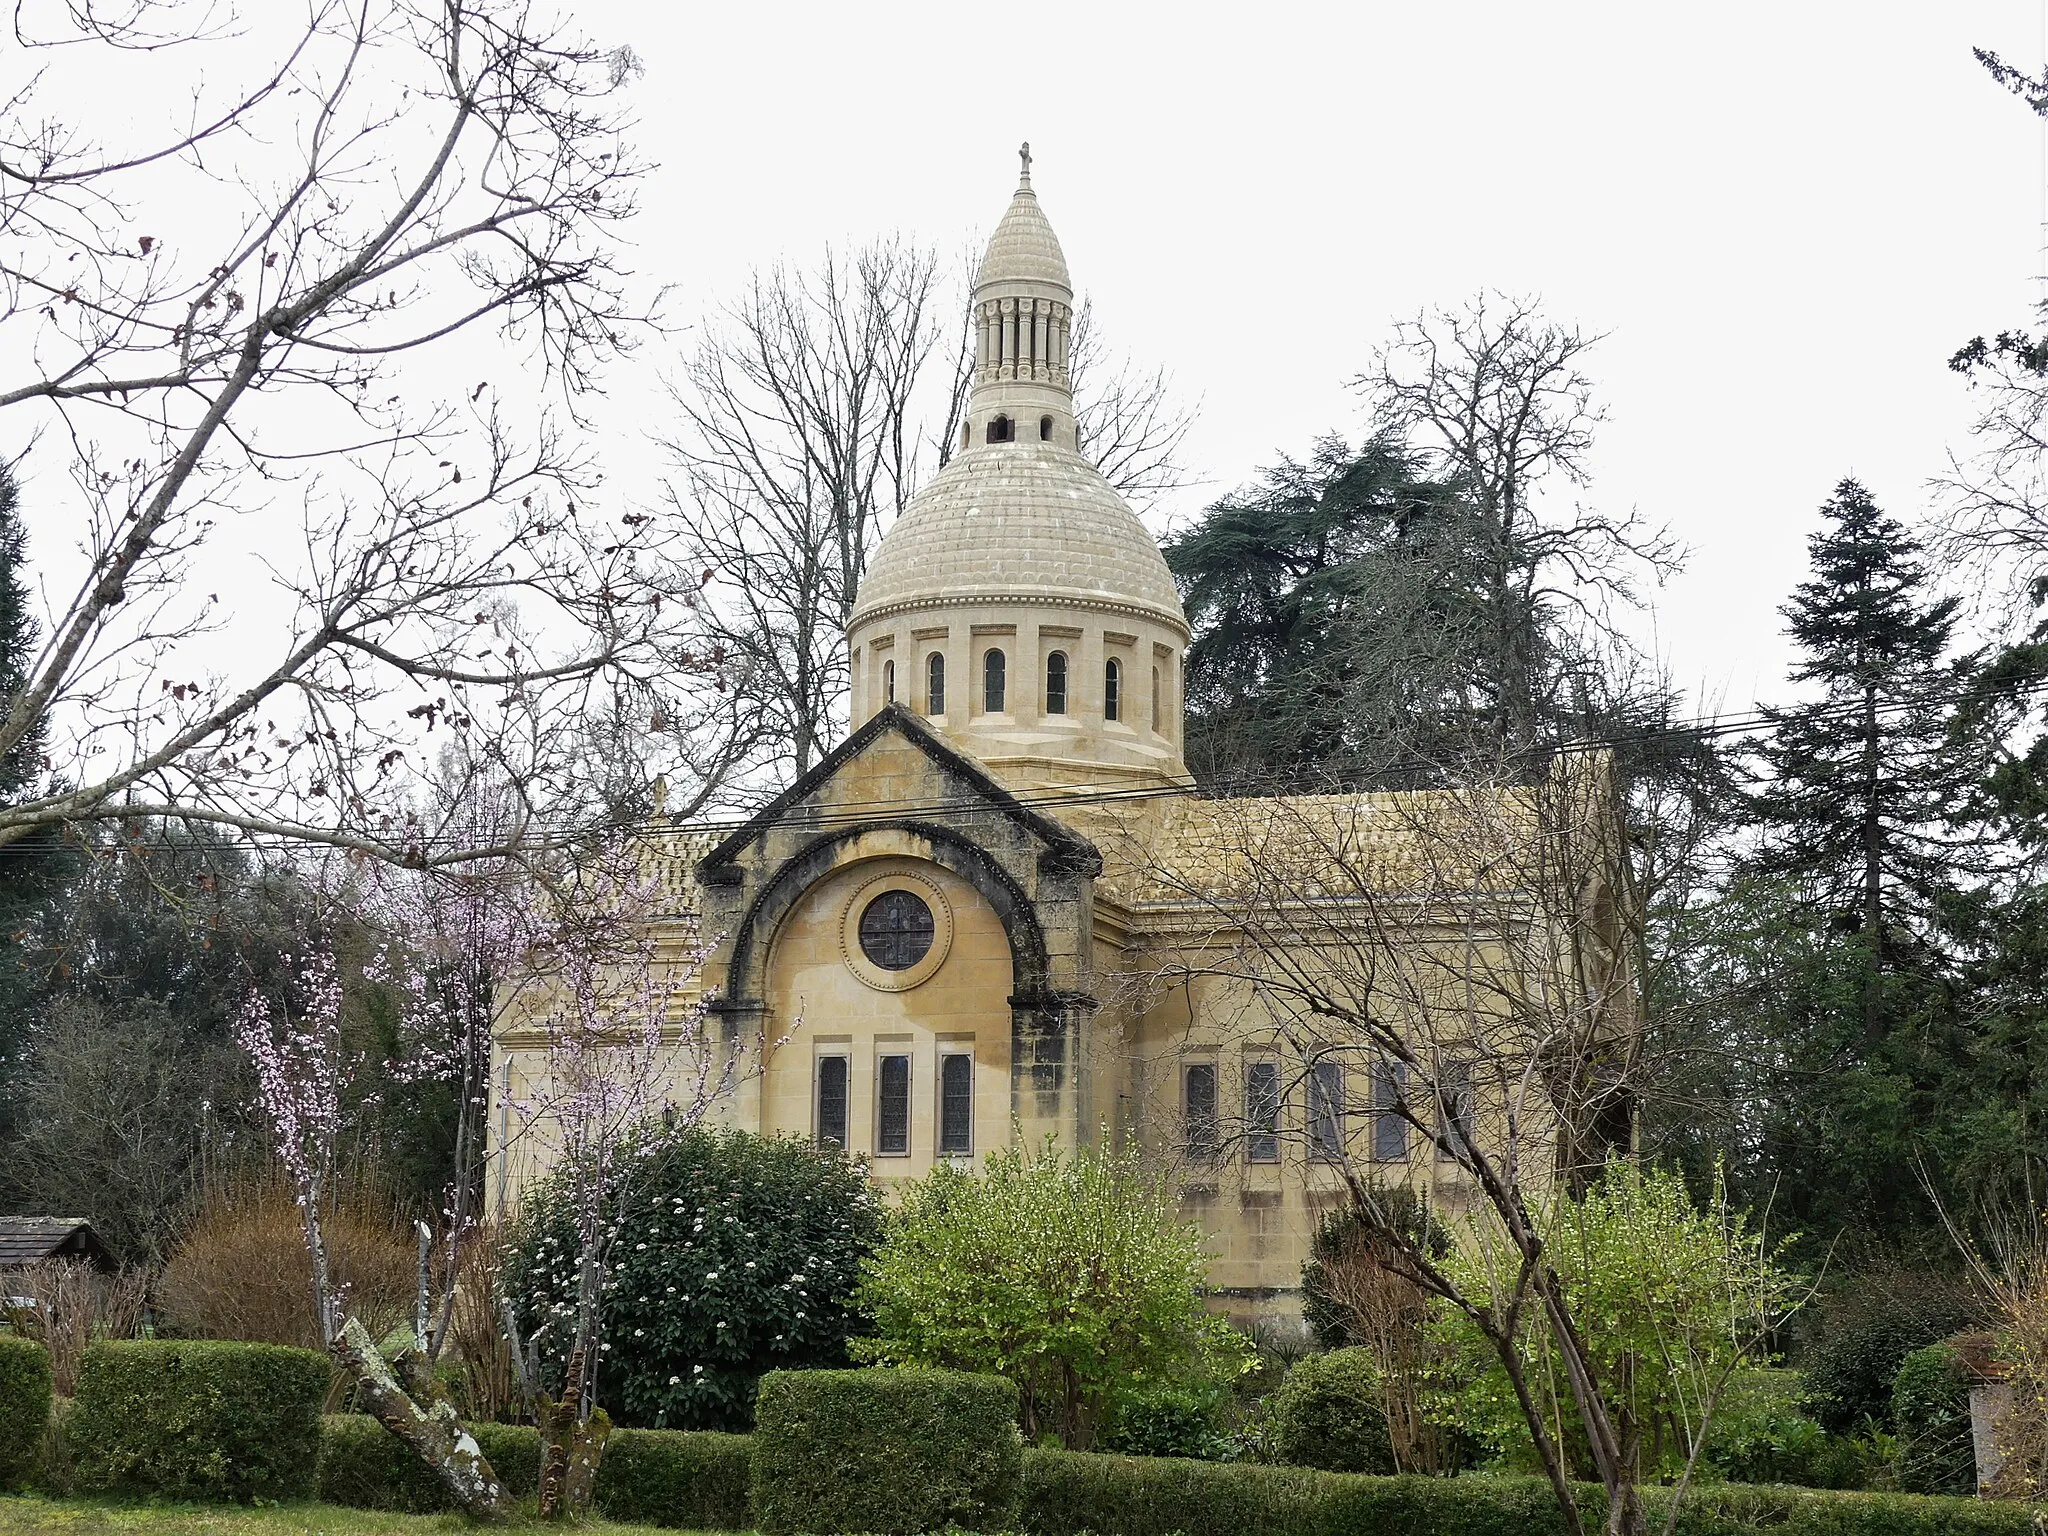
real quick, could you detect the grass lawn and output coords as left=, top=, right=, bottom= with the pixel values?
left=0, top=1496, right=736, bottom=1536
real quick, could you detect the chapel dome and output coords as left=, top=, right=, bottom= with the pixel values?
left=848, top=440, right=1188, bottom=634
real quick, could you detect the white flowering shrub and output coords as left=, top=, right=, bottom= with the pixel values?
left=502, top=1126, right=881, bottom=1429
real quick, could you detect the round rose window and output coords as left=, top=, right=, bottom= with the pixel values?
left=857, top=889, right=936, bottom=971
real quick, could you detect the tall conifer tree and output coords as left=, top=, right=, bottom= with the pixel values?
left=0, top=464, right=43, bottom=800
left=1745, top=479, right=1979, bottom=966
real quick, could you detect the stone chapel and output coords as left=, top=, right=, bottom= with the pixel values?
left=493, top=154, right=1636, bottom=1322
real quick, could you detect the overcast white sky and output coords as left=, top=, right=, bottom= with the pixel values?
left=573, top=0, right=2048, bottom=720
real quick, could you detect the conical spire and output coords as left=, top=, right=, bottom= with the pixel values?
left=961, top=147, right=1075, bottom=454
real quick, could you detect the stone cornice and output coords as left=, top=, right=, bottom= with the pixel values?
left=849, top=591, right=1191, bottom=642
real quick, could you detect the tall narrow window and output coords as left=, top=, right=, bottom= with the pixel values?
left=1039, top=414, right=1054, bottom=441
left=1151, top=667, right=1161, bottom=728
left=1245, top=1060, right=1281, bottom=1163
left=1045, top=651, right=1068, bottom=714
left=1308, top=1060, right=1346, bottom=1160
left=1104, top=658, right=1121, bottom=722
left=926, top=652, right=945, bottom=716
left=816, top=1056, right=849, bottom=1148
left=1437, top=1059, right=1475, bottom=1163
left=1183, top=1062, right=1219, bottom=1160
left=876, top=1053, right=911, bottom=1156
left=938, top=1052, right=974, bottom=1155
left=883, top=659, right=895, bottom=705
left=983, top=649, right=1006, bottom=713
left=1371, top=1059, right=1409, bottom=1162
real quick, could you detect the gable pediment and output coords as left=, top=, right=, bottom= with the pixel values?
left=694, top=704, right=1100, bottom=885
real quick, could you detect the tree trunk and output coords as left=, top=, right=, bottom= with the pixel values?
left=332, top=1316, right=515, bottom=1521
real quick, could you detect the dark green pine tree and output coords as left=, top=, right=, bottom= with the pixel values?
left=1163, top=433, right=1490, bottom=786
left=0, top=464, right=43, bottom=798
left=0, top=462, right=67, bottom=1169
left=1733, top=477, right=1992, bottom=1247
left=1745, top=478, right=1979, bottom=963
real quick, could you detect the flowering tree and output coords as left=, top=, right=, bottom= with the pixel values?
left=493, top=851, right=764, bottom=1518
left=237, top=945, right=516, bottom=1517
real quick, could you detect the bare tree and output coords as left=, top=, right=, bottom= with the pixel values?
left=1111, top=752, right=1725, bottom=1536
left=1355, top=295, right=1680, bottom=751
left=666, top=248, right=1198, bottom=789
left=0, top=0, right=707, bottom=867
left=1068, top=297, right=1197, bottom=508
left=1936, top=329, right=2048, bottom=626
left=661, top=241, right=946, bottom=779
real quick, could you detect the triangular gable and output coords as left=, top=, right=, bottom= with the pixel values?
left=695, top=703, right=1099, bottom=882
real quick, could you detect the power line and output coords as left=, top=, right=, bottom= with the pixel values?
left=6, top=671, right=2045, bottom=858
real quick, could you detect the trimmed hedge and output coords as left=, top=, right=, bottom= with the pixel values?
left=1018, top=1448, right=2045, bottom=1536
left=0, top=1336, right=52, bottom=1491
left=316, top=1414, right=750, bottom=1528
left=69, top=1340, right=329, bottom=1503
left=751, top=1367, right=1024, bottom=1535
left=317, top=1415, right=540, bottom=1511
left=601, top=1427, right=753, bottom=1528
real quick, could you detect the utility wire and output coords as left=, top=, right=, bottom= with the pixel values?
left=10, top=669, right=2048, bottom=857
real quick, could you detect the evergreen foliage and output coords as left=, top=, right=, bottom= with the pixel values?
left=750, top=1368, right=1024, bottom=1536
left=502, top=1125, right=882, bottom=1430
left=0, top=1336, right=52, bottom=1490
left=1266, top=1348, right=1394, bottom=1473
left=1889, top=1343, right=1976, bottom=1497
left=853, top=1136, right=1254, bottom=1448
left=69, top=1339, right=329, bottom=1502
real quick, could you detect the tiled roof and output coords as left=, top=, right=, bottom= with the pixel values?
left=0, top=1216, right=103, bottom=1267
left=1086, top=788, right=1538, bottom=910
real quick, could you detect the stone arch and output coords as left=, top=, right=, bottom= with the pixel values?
left=715, top=820, right=1053, bottom=1018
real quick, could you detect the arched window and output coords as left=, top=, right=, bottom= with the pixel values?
left=960, top=419, right=970, bottom=451
left=986, top=415, right=1013, bottom=444
left=883, top=658, right=895, bottom=705
left=1104, top=657, right=1121, bottom=722
left=926, top=652, right=946, bottom=716
left=1045, top=650, right=1068, bottom=714
left=1039, top=414, right=1054, bottom=441
left=983, top=648, right=1006, bottom=713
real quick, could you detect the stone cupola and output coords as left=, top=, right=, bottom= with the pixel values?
left=847, top=147, right=1191, bottom=792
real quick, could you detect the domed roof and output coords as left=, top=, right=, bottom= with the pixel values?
left=849, top=444, right=1188, bottom=635
left=975, top=165, right=1070, bottom=293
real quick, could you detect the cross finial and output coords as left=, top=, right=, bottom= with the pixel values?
left=1018, top=141, right=1032, bottom=186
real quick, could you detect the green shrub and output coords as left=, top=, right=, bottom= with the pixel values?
left=751, top=1367, right=1023, bottom=1535
left=1799, top=1267, right=1976, bottom=1435
left=1023, top=1448, right=1330, bottom=1536
left=318, top=1415, right=539, bottom=1507
left=32, top=1397, right=74, bottom=1496
left=0, top=1335, right=52, bottom=1490
left=1017, top=1447, right=2047, bottom=1536
left=599, top=1427, right=752, bottom=1528
left=855, top=1137, right=1253, bottom=1447
left=69, top=1339, right=329, bottom=1502
left=504, top=1126, right=882, bottom=1431
left=1890, top=1343, right=1975, bottom=1496
left=318, top=1414, right=746, bottom=1526
left=1265, top=1346, right=1392, bottom=1473
left=1097, top=1383, right=1231, bottom=1460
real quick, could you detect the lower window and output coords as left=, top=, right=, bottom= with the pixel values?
left=938, top=1052, right=974, bottom=1156
left=876, top=1053, right=911, bottom=1156
left=1184, top=1062, right=1219, bottom=1160
left=1244, top=1060, right=1280, bottom=1163
left=816, top=1055, right=849, bottom=1148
